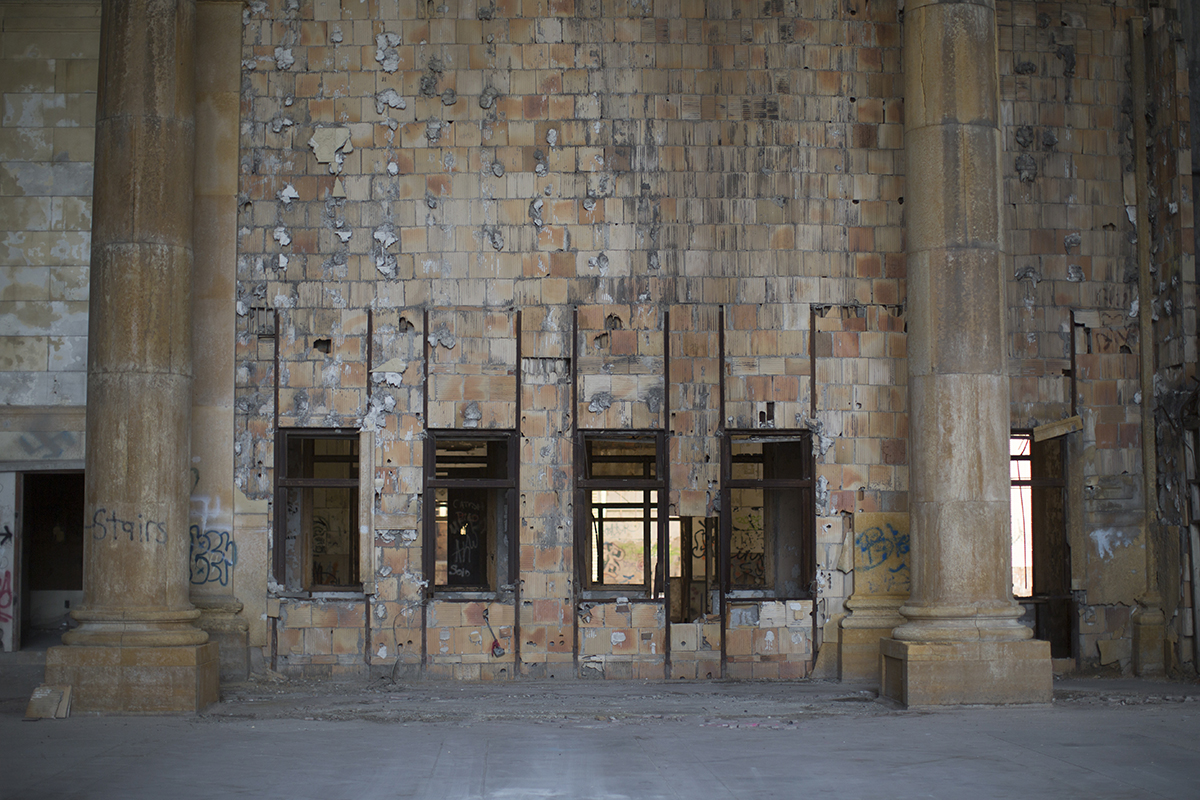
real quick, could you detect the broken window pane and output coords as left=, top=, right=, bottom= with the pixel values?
left=276, top=431, right=361, bottom=592
left=1010, top=432, right=1070, bottom=658
left=723, top=433, right=814, bottom=598
left=578, top=433, right=666, bottom=597
left=426, top=434, right=515, bottom=593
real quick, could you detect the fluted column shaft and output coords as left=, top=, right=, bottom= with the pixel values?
left=66, top=0, right=205, bottom=648
left=893, top=0, right=1029, bottom=643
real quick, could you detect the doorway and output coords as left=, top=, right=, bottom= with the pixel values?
left=1010, top=434, right=1072, bottom=658
left=20, top=472, right=85, bottom=648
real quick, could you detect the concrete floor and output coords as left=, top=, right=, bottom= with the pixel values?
left=2, top=653, right=1199, bottom=799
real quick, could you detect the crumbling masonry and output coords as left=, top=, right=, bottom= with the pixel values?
left=0, top=0, right=1196, bottom=711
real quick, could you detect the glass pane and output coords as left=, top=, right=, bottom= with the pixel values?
left=589, top=489, right=656, bottom=587
left=311, top=486, right=355, bottom=587
left=587, top=438, right=657, bottom=479
left=286, top=434, right=358, bottom=479
left=435, top=438, right=508, bottom=480
left=730, top=487, right=765, bottom=587
left=1010, top=484, right=1032, bottom=597
left=731, top=439, right=764, bottom=481
left=1010, top=434, right=1031, bottom=482
left=441, top=486, right=491, bottom=586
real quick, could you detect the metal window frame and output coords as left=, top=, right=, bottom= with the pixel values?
left=423, top=428, right=519, bottom=594
left=720, top=429, right=816, bottom=599
left=273, top=427, right=363, bottom=594
left=1008, top=430, right=1068, bottom=587
left=575, top=429, right=668, bottom=597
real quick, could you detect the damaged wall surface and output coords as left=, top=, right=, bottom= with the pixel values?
left=0, top=0, right=1196, bottom=692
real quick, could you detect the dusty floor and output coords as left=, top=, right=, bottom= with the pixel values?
left=2, top=658, right=1199, bottom=799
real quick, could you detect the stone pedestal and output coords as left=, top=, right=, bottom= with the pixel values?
left=881, top=639, right=1051, bottom=707
left=194, top=596, right=250, bottom=682
left=46, top=642, right=219, bottom=714
left=839, top=513, right=909, bottom=683
left=840, top=597, right=905, bottom=684
left=1132, top=600, right=1166, bottom=676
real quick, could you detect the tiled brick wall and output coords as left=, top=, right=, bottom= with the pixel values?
left=0, top=2, right=98, bottom=465
left=999, top=1, right=1196, bottom=671
left=3, top=0, right=1193, bottom=677
left=237, top=0, right=907, bottom=677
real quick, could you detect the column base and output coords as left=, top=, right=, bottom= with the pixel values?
left=880, top=638, right=1051, bottom=707
left=44, top=642, right=220, bottom=714
left=838, top=597, right=905, bottom=684
left=1132, top=603, right=1165, bottom=676
left=194, top=596, right=250, bottom=683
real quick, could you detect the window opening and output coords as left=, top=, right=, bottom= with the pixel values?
left=275, top=430, right=360, bottom=592
left=1009, top=432, right=1070, bottom=657
left=577, top=433, right=666, bottom=598
left=671, top=516, right=718, bottom=623
left=425, top=432, right=516, bottom=593
left=722, top=432, right=815, bottom=598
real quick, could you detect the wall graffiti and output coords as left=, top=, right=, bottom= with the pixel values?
left=602, top=542, right=641, bottom=584
left=86, top=508, right=168, bottom=544
left=859, top=523, right=909, bottom=572
left=446, top=492, right=486, bottom=585
left=0, top=570, right=11, bottom=625
left=1, top=475, right=14, bottom=652
left=853, top=513, right=911, bottom=596
left=190, top=472, right=238, bottom=584
left=18, top=430, right=77, bottom=459
left=189, top=526, right=238, bottom=586
left=731, top=551, right=766, bottom=586
left=731, top=509, right=766, bottom=587
left=0, top=532, right=12, bottom=649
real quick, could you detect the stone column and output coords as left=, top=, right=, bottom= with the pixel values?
left=879, top=0, right=1051, bottom=706
left=45, top=0, right=219, bottom=714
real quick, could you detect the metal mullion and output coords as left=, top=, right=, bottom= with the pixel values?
left=277, top=478, right=359, bottom=488
left=643, top=488, right=652, bottom=596
left=589, top=455, right=658, bottom=462
left=719, top=405, right=730, bottom=678
left=726, top=480, right=813, bottom=490
left=426, top=478, right=515, bottom=490
left=595, top=507, right=605, bottom=586
left=578, top=478, right=664, bottom=490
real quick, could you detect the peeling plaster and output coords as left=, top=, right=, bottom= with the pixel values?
left=308, top=128, right=353, bottom=174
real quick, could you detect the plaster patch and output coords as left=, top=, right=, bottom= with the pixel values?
left=308, top=128, right=353, bottom=174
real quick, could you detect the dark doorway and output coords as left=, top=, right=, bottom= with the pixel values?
left=1010, top=434, right=1072, bottom=659
left=21, top=472, right=85, bottom=644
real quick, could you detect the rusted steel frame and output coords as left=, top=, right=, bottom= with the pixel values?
left=421, top=309, right=430, bottom=673
left=662, top=309, right=671, bottom=678
left=571, top=306, right=580, bottom=675
left=718, top=305, right=728, bottom=678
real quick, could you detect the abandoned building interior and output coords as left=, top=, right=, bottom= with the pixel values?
left=0, top=0, right=1198, bottom=712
